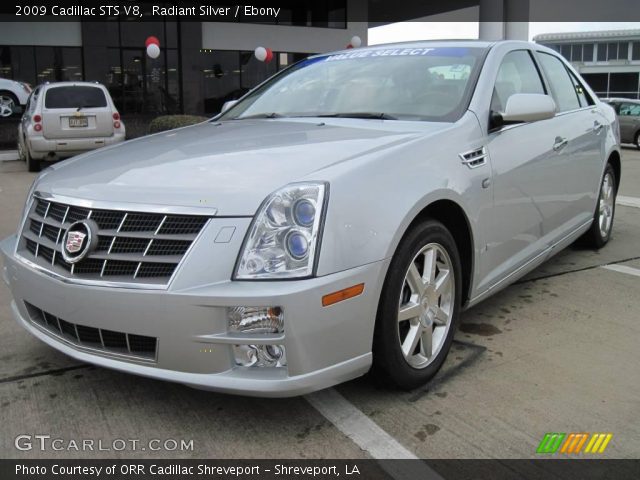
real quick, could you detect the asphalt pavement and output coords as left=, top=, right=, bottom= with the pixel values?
left=0, top=148, right=639, bottom=460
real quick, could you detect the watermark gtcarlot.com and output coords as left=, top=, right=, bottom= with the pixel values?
left=15, top=435, right=194, bottom=452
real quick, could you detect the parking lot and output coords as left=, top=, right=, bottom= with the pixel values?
left=0, top=149, right=639, bottom=460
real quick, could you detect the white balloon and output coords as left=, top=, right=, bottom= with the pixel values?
left=146, top=43, right=160, bottom=59
left=350, top=36, right=362, bottom=48
left=254, top=46, right=267, bottom=62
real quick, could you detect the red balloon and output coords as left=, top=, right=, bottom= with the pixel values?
left=145, top=36, right=160, bottom=48
left=346, top=44, right=353, bottom=49
left=265, top=48, right=274, bottom=63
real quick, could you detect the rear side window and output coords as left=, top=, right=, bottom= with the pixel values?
left=537, top=53, right=581, bottom=112
left=491, top=50, right=545, bottom=112
left=45, top=86, right=107, bottom=109
left=620, top=103, right=640, bottom=116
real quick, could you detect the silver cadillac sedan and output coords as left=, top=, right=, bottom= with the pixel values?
left=0, top=41, right=620, bottom=396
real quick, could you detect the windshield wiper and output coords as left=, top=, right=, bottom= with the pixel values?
left=312, top=112, right=398, bottom=120
left=233, top=112, right=284, bottom=120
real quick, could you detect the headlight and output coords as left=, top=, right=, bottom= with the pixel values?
left=234, top=182, right=328, bottom=279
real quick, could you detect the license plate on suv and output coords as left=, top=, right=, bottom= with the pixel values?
left=69, top=117, right=88, bottom=128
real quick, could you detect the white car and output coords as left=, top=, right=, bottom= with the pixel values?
left=18, top=82, right=126, bottom=172
left=0, top=78, right=31, bottom=117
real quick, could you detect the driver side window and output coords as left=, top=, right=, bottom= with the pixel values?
left=491, top=50, right=545, bottom=113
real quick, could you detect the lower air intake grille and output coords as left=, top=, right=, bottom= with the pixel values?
left=24, top=302, right=157, bottom=361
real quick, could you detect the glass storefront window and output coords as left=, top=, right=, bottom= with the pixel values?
left=583, top=44, right=594, bottom=62
left=60, top=48, right=83, bottom=81
left=198, top=50, right=312, bottom=115
left=618, top=42, right=629, bottom=61
left=0, top=46, right=36, bottom=84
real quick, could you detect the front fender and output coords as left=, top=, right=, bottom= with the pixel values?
left=314, top=113, right=488, bottom=282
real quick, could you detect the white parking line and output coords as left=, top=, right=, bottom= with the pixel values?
left=306, top=388, right=443, bottom=479
left=602, top=264, right=640, bottom=278
left=617, top=196, right=640, bottom=209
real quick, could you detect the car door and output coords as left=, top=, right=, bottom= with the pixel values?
left=534, top=52, right=604, bottom=242
left=619, top=102, right=640, bottom=144
left=477, top=49, right=554, bottom=293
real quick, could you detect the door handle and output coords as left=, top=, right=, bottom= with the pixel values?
left=593, top=121, right=604, bottom=134
left=553, top=136, right=568, bottom=151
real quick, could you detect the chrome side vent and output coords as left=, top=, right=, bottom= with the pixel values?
left=459, top=147, right=488, bottom=169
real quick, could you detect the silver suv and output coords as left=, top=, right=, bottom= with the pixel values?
left=18, top=82, right=125, bottom=172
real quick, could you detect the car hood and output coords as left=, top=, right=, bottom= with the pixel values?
left=36, top=119, right=448, bottom=216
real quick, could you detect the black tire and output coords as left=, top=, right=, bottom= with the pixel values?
left=0, top=91, right=19, bottom=118
left=372, top=219, right=462, bottom=390
left=26, top=146, right=41, bottom=172
left=635, top=131, right=640, bottom=150
left=581, top=163, right=616, bottom=248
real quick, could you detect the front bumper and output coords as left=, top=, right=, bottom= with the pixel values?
left=1, top=233, right=387, bottom=397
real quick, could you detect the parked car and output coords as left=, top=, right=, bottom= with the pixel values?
left=0, top=78, right=31, bottom=117
left=1, top=41, right=620, bottom=397
left=602, top=97, right=640, bottom=149
left=18, top=81, right=125, bottom=172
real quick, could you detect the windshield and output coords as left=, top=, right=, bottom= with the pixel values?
left=44, top=86, right=107, bottom=109
left=220, top=46, right=486, bottom=122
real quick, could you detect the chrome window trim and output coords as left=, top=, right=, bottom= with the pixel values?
left=490, top=105, right=595, bottom=135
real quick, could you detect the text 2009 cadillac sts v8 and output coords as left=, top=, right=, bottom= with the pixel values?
left=1, top=41, right=620, bottom=396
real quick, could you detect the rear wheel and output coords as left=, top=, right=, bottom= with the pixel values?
left=635, top=131, right=640, bottom=150
left=372, top=219, right=462, bottom=390
left=25, top=146, right=41, bottom=173
left=582, top=163, right=616, bottom=248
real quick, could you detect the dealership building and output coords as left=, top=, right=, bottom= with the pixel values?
left=0, top=1, right=368, bottom=116
left=534, top=29, right=640, bottom=99
left=2, top=0, right=639, bottom=116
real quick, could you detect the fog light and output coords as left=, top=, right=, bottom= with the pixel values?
left=233, top=344, right=287, bottom=367
left=228, top=306, right=284, bottom=333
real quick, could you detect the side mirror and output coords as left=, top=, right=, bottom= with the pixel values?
left=500, top=93, right=557, bottom=124
left=221, top=100, right=238, bottom=113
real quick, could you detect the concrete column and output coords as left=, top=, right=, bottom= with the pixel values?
left=478, top=0, right=529, bottom=41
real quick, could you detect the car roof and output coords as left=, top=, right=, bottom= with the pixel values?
left=40, top=81, right=107, bottom=90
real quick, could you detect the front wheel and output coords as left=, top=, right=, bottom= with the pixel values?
left=635, top=131, right=640, bottom=150
left=582, top=163, right=616, bottom=248
left=372, top=219, right=462, bottom=390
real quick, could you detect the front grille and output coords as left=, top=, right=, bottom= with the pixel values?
left=24, top=302, right=157, bottom=361
left=18, top=197, right=210, bottom=285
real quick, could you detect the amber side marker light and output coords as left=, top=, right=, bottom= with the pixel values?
left=322, top=283, right=365, bottom=307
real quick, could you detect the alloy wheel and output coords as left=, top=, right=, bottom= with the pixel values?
left=0, top=95, right=15, bottom=117
left=397, top=243, right=455, bottom=369
left=599, top=172, right=614, bottom=238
